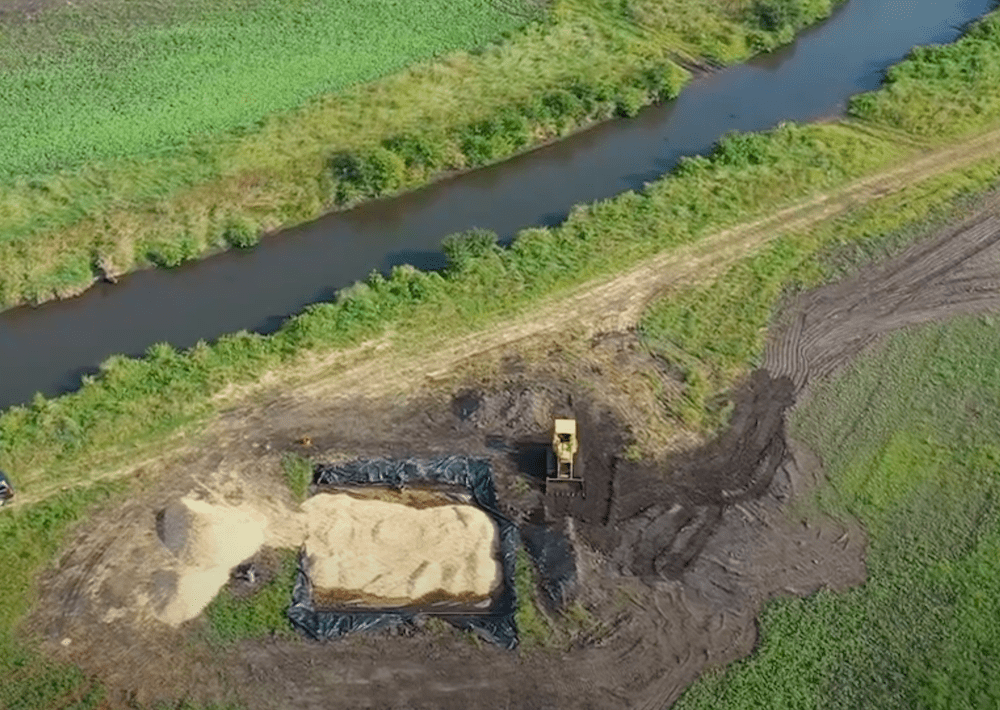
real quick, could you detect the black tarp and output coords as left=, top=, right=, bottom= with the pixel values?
left=287, top=456, right=520, bottom=649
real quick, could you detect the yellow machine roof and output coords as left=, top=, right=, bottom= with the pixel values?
left=554, top=419, right=576, bottom=435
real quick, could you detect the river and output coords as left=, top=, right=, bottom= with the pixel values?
left=0, top=0, right=994, bottom=410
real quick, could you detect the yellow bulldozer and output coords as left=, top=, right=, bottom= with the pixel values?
left=545, top=419, right=584, bottom=497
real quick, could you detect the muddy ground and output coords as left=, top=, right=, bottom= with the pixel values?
left=22, top=191, right=1000, bottom=709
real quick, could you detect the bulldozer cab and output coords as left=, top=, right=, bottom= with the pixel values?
left=546, top=419, right=584, bottom=497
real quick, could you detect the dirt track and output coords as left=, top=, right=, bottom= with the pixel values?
left=16, top=133, right=1000, bottom=709
left=766, top=190, right=1000, bottom=389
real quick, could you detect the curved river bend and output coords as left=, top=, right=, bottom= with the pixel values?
left=0, top=0, right=994, bottom=410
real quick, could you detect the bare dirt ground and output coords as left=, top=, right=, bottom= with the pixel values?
left=16, top=136, right=1000, bottom=709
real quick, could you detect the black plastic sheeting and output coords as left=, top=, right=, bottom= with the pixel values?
left=520, top=522, right=578, bottom=610
left=287, top=456, right=521, bottom=649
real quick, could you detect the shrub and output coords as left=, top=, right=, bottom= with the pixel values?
left=222, top=216, right=260, bottom=249
left=750, top=0, right=803, bottom=32
left=330, top=147, right=407, bottom=203
left=442, top=227, right=500, bottom=273
left=145, top=236, right=199, bottom=268
left=615, top=85, right=648, bottom=118
left=381, top=133, right=446, bottom=169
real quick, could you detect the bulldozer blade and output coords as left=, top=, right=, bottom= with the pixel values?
left=546, top=478, right=585, bottom=498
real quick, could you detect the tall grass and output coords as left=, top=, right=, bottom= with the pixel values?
left=849, top=12, right=1000, bottom=140
left=673, top=316, right=1000, bottom=709
left=0, top=0, right=842, bottom=308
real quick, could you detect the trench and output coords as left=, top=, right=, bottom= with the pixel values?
left=0, top=0, right=994, bottom=410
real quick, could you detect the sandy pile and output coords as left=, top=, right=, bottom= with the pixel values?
left=301, top=493, right=500, bottom=605
left=155, top=497, right=284, bottom=625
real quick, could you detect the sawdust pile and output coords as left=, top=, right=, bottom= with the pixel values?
left=155, top=496, right=302, bottom=626
left=301, top=493, right=501, bottom=605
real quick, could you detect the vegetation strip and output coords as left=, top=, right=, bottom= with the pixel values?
left=2, top=6, right=1000, bottom=507
left=0, top=0, right=844, bottom=308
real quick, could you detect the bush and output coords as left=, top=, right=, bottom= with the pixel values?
left=222, top=216, right=260, bottom=249
left=615, top=85, right=648, bottom=118
left=330, top=146, right=407, bottom=203
left=750, top=0, right=803, bottom=32
left=381, top=133, right=446, bottom=169
left=145, top=235, right=199, bottom=268
left=458, top=108, right=533, bottom=167
left=442, top=227, right=500, bottom=273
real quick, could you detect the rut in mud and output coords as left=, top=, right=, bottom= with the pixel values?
left=767, top=191, right=1000, bottom=389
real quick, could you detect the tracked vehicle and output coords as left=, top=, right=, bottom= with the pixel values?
left=546, top=419, right=584, bottom=497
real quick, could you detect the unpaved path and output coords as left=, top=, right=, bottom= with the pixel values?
left=766, top=189, right=1000, bottom=388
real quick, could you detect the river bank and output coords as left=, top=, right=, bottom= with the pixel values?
left=0, top=0, right=842, bottom=309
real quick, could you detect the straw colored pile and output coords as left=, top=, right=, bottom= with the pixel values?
left=155, top=497, right=273, bottom=625
left=301, top=493, right=500, bottom=605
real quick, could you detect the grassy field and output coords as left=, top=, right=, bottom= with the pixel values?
left=672, top=316, right=1000, bottom=709
left=0, top=0, right=841, bottom=307
left=0, top=0, right=541, bottom=180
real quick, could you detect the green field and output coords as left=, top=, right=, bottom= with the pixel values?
left=0, top=0, right=542, bottom=180
left=0, top=0, right=841, bottom=308
left=673, top=316, right=1000, bottom=709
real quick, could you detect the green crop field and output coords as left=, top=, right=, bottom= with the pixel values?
left=0, top=0, right=540, bottom=181
left=0, top=0, right=841, bottom=308
left=673, top=315, right=1000, bottom=709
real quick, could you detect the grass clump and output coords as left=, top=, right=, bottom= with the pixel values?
left=514, top=547, right=606, bottom=650
left=515, top=547, right=555, bottom=648
left=281, top=453, right=313, bottom=504
left=674, top=316, right=1000, bottom=709
left=202, top=549, right=299, bottom=646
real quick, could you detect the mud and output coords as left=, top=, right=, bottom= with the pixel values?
left=766, top=191, right=1000, bottom=390
left=22, top=192, right=1000, bottom=708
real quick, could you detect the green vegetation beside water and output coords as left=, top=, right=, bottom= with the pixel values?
left=849, top=12, right=1000, bottom=139
left=673, top=316, right=1000, bottom=709
left=0, top=0, right=842, bottom=307
left=0, top=118, right=910, bottom=497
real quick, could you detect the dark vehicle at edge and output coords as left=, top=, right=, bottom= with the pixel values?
left=0, top=470, right=14, bottom=506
